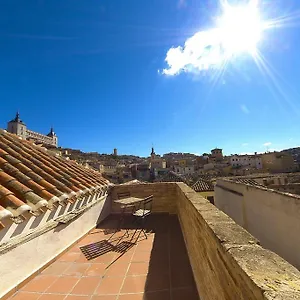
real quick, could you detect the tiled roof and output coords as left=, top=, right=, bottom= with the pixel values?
left=158, top=171, right=188, bottom=184
left=192, top=179, right=214, bottom=192
left=230, top=178, right=264, bottom=187
left=0, top=130, right=109, bottom=226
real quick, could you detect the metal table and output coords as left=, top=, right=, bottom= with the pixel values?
left=114, top=197, right=145, bottom=230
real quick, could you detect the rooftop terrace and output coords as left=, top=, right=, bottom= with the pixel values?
left=8, top=214, right=198, bottom=300
left=0, top=131, right=300, bottom=299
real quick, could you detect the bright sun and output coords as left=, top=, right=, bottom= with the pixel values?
left=217, top=0, right=264, bottom=55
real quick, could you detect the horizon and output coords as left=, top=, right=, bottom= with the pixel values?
left=1, top=0, right=300, bottom=157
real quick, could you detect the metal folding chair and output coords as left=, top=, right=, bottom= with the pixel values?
left=131, top=195, right=153, bottom=239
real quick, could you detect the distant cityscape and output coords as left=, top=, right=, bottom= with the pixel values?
left=4, top=111, right=300, bottom=195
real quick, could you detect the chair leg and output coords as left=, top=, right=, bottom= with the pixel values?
left=141, top=217, right=148, bottom=239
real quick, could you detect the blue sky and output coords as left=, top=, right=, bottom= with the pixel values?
left=1, top=0, right=300, bottom=157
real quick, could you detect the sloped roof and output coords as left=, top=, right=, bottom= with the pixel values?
left=158, top=171, right=188, bottom=184
left=230, top=178, right=264, bottom=187
left=192, top=179, right=214, bottom=192
left=0, top=130, right=109, bottom=225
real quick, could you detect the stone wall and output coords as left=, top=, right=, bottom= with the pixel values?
left=176, top=183, right=300, bottom=300
left=110, top=183, right=177, bottom=214
left=215, top=179, right=300, bottom=269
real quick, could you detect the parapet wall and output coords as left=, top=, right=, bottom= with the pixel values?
left=110, top=183, right=177, bottom=214
left=176, top=183, right=300, bottom=300
left=215, top=179, right=300, bottom=269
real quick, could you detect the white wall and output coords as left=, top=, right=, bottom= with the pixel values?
left=215, top=180, right=300, bottom=269
left=230, top=155, right=262, bottom=169
left=0, top=193, right=111, bottom=298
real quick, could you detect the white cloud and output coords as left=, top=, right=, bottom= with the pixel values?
left=263, top=142, right=272, bottom=147
left=242, top=143, right=249, bottom=147
left=162, top=29, right=224, bottom=75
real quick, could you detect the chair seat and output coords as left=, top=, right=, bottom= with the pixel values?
left=132, top=209, right=151, bottom=217
left=120, top=204, right=135, bottom=209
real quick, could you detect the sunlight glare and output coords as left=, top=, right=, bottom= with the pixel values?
left=217, top=0, right=264, bottom=55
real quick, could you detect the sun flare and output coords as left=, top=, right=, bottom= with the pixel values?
left=217, top=0, right=264, bottom=55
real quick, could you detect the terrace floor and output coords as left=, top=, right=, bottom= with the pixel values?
left=8, top=214, right=199, bottom=300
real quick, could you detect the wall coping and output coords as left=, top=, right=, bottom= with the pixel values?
left=176, top=182, right=300, bottom=299
left=218, top=178, right=300, bottom=201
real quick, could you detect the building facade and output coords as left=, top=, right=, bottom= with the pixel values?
left=261, top=152, right=296, bottom=173
left=230, top=153, right=262, bottom=169
left=7, top=112, right=58, bottom=147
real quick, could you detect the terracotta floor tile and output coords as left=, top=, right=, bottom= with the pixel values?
left=64, top=263, right=91, bottom=276
left=91, top=296, right=117, bottom=300
left=42, top=262, right=72, bottom=275
left=85, top=263, right=106, bottom=276
left=9, top=291, right=41, bottom=300
left=104, top=263, right=128, bottom=277
left=145, top=272, right=170, bottom=292
left=38, top=294, right=66, bottom=300
left=91, top=252, right=116, bottom=264
left=46, top=276, right=79, bottom=294
left=170, top=266, right=194, bottom=289
left=65, top=295, right=91, bottom=300
left=21, top=275, right=59, bottom=292
left=127, top=262, right=149, bottom=275
left=71, top=276, right=101, bottom=295
left=59, top=251, right=82, bottom=262
left=118, top=294, right=144, bottom=300
left=131, top=251, right=151, bottom=263
left=145, top=290, right=171, bottom=300
left=111, top=251, right=133, bottom=264
left=95, top=276, right=124, bottom=295
left=172, top=287, right=200, bottom=300
left=136, top=242, right=153, bottom=252
left=121, top=275, right=147, bottom=294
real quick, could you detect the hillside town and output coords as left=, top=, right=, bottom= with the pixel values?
left=4, top=112, right=300, bottom=205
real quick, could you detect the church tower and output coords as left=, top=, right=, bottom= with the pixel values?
left=47, top=127, right=58, bottom=147
left=7, top=112, right=27, bottom=140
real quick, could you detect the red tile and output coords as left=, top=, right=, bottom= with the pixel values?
left=145, top=291, right=171, bottom=300
left=59, top=251, right=82, bottom=262
left=118, top=294, right=144, bottom=300
left=172, top=287, right=199, bottom=300
left=95, top=276, right=124, bottom=295
left=38, top=294, right=66, bottom=300
left=121, top=275, right=147, bottom=294
left=145, top=272, right=170, bottom=292
left=104, top=263, right=128, bottom=277
left=9, top=291, right=41, bottom=300
left=92, top=252, right=116, bottom=264
left=132, top=251, right=151, bottom=263
left=21, top=275, right=58, bottom=292
left=127, top=262, right=149, bottom=275
left=71, top=276, right=100, bottom=295
left=41, top=262, right=72, bottom=275
left=65, top=295, right=91, bottom=300
left=64, top=263, right=90, bottom=276
left=46, top=276, right=79, bottom=293
left=91, top=296, right=117, bottom=300
left=85, top=263, right=106, bottom=276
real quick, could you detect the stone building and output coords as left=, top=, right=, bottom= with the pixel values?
left=7, top=112, right=58, bottom=147
left=261, top=151, right=295, bottom=173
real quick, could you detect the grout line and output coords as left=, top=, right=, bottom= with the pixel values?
left=168, top=215, right=173, bottom=300
left=116, top=228, right=139, bottom=300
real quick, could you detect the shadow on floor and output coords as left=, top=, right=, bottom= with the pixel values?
left=93, top=213, right=200, bottom=300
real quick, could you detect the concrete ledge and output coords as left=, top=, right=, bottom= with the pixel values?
left=0, top=195, right=110, bottom=299
left=176, top=182, right=300, bottom=300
